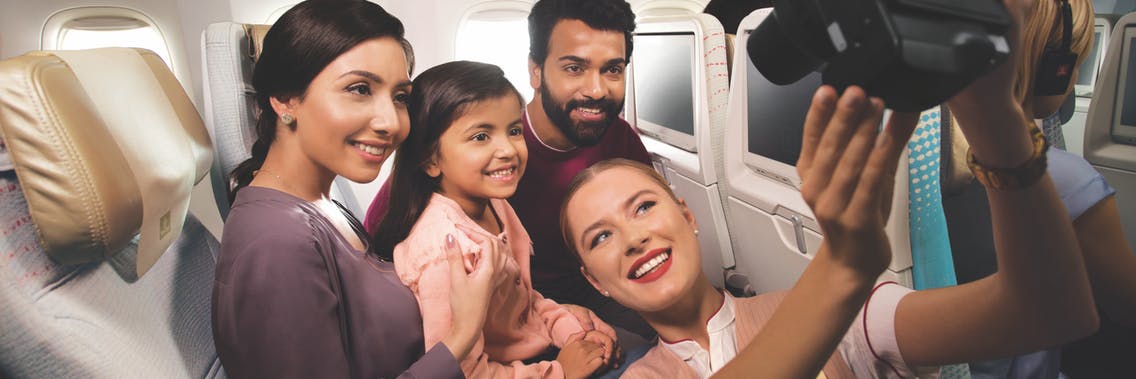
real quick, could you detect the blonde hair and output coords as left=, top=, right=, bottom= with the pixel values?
left=945, top=0, right=1095, bottom=190
left=559, top=159, right=679, bottom=257
left=1014, top=0, right=1097, bottom=104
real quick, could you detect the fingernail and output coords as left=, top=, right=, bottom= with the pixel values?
left=446, top=234, right=455, bottom=248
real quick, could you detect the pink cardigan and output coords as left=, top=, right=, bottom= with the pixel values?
left=394, top=194, right=613, bottom=378
left=622, top=285, right=917, bottom=379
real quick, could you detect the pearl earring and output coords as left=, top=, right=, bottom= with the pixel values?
left=280, top=113, right=295, bottom=125
left=694, top=229, right=700, bottom=235
left=602, top=290, right=610, bottom=297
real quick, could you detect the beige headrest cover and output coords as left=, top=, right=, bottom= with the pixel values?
left=0, top=48, right=212, bottom=276
left=248, top=24, right=272, bottom=62
left=725, top=33, right=736, bottom=75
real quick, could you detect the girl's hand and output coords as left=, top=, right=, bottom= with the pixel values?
left=441, top=226, right=509, bottom=360
left=796, top=85, right=919, bottom=279
left=556, top=333, right=606, bottom=379
left=560, top=304, right=620, bottom=364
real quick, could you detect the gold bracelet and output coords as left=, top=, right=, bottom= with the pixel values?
left=966, top=124, right=1049, bottom=190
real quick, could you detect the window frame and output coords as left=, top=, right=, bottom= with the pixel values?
left=454, top=0, right=536, bottom=101
left=632, top=0, right=704, bottom=18
left=41, top=6, right=178, bottom=76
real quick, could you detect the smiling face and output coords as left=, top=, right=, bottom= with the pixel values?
left=427, top=93, right=527, bottom=207
left=530, top=19, right=628, bottom=148
left=271, top=37, right=411, bottom=183
left=564, top=165, right=705, bottom=313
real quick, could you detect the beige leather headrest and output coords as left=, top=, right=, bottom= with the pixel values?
left=725, top=33, right=736, bottom=76
left=0, top=47, right=212, bottom=276
left=247, top=24, right=272, bottom=62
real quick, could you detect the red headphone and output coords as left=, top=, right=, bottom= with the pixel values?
left=1034, top=0, right=1078, bottom=96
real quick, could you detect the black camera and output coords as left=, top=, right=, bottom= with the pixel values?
left=748, top=0, right=1012, bottom=111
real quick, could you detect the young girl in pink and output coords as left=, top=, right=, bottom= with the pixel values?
left=371, top=61, right=616, bottom=379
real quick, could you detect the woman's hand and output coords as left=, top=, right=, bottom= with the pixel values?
left=796, top=85, right=919, bottom=279
left=560, top=304, right=620, bottom=366
left=713, top=87, right=919, bottom=379
left=440, top=225, right=509, bottom=360
left=556, top=331, right=607, bottom=379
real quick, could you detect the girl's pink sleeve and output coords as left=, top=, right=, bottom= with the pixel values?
left=412, top=248, right=460, bottom=351
left=403, top=228, right=570, bottom=379
left=462, top=354, right=564, bottom=379
left=395, top=212, right=475, bottom=351
left=533, top=293, right=599, bottom=348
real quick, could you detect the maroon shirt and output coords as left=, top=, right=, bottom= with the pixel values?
left=507, top=114, right=651, bottom=296
left=214, top=186, right=462, bottom=379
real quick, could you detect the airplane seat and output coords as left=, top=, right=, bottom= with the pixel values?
left=1084, top=12, right=1136, bottom=249
left=0, top=47, right=225, bottom=378
left=722, top=8, right=914, bottom=293
left=1065, top=16, right=1112, bottom=157
left=704, top=9, right=740, bottom=81
left=201, top=22, right=363, bottom=220
left=725, top=33, right=736, bottom=76
left=627, top=14, right=734, bottom=288
left=717, top=32, right=736, bottom=76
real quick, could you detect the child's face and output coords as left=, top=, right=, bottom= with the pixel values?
left=429, top=93, right=527, bottom=203
left=564, top=166, right=703, bottom=313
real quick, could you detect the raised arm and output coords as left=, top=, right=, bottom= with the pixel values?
left=893, top=0, right=1097, bottom=365
left=1074, top=196, right=1136, bottom=327
left=714, top=85, right=921, bottom=378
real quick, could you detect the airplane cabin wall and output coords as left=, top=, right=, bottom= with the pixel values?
left=0, top=0, right=714, bottom=238
left=335, top=0, right=711, bottom=213
left=0, top=0, right=199, bottom=99
left=394, top=0, right=710, bottom=80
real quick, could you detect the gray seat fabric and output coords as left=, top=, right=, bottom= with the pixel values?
left=0, top=171, right=225, bottom=378
left=202, top=22, right=362, bottom=219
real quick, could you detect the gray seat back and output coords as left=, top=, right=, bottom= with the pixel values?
left=202, top=22, right=362, bottom=219
left=1084, top=12, right=1136, bottom=249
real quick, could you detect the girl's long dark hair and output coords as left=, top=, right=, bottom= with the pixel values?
left=371, top=61, right=522, bottom=260
left=228, top=0, right=414, bottom=203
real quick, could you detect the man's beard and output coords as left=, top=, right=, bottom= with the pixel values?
left=539, top=78, right=624, bottom=147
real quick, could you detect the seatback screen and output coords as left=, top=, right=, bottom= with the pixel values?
left=745, top=55, right=822, bottom=167
left=1117, top=35, right=1136, bottom=127
left=633, top=33, right=696, bottom=137
left=1077, top=29, right=1103, bottom=86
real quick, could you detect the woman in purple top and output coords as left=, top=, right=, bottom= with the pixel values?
left=211, top=1, right=508, bottom=377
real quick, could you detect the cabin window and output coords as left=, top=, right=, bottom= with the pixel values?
left=455, top=2, right=533, bottom=101
left=42, top=7, right=174, bottom=71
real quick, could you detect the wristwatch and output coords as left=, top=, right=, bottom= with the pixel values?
left=967, top=124, right=1049, bottom=190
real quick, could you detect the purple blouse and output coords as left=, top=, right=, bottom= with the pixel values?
left=213, top=186, right=463, bottom=379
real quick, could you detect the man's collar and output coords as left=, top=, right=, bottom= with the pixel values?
left=524, top=110, right=575, bottom=153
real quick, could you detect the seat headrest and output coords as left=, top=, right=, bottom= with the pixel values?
left=201, top=22, right=272, bottom=219
left=247, top=24, right=272, bottom=62
left=725, top=33, right=736, bottom=75
left=0, top=47, right=212, bottom=277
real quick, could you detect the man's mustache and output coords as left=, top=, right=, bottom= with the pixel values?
left=565, top=98, right=620, bottom=115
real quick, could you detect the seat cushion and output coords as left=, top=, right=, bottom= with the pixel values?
left=0, top=171, right=224, bottom=378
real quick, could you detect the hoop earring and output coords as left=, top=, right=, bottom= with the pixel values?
left=280, top=113, right=295, bottom=125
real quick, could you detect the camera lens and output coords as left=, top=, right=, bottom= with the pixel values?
left=748, top=11, right=824, bottom=85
